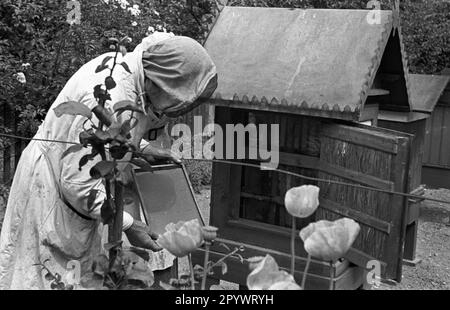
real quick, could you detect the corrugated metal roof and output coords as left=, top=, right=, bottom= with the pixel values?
left=409, top=74, right=450, bottom=113
left=204, top=7, right=398, bottom=120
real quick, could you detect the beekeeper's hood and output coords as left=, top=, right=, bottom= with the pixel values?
left=136, top=33, right=217, bottom=118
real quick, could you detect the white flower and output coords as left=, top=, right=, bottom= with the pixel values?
left=21, top=63, right=31, bottom=69
left=284, top=185, right=320, bottom=218
left=131, top=21, right=138, bottom=27
left=246, top=255, right=302, bottom=290
left=15, top=72, right=26, bottom=84
left=299, top=218, right=361, bottom=262
left=117, top=0, right=129, bottom=9
left=157, top=219, right=204, bottom=257
left=146, top=26, right=155, bottom=36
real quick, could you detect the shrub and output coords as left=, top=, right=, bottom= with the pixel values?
left=0, top=0, right=216, bottom=140
left=184, top=159, right=212, bottom=193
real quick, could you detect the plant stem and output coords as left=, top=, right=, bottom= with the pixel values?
left=290, top=216, right=296, bottom=276
left=98, top=47, right=122, bottom=270
left=111, top=179, right=124, bottom=252
left=188, top=254, right=195, bottom=290
left=301, top=254, right=311, bottom=289
left=205, top=247, right=240, bottom=274
left=201, top=242, right=211, bottom=290
left=329, top=261, right=334, bottom=290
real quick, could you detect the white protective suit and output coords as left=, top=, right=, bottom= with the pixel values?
left=0, top=32, right=217, bottom=289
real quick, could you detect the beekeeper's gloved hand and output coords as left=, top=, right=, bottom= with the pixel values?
left=141, top=143, right=181, bottom=164
left=125, top=220, right=163, bottom=251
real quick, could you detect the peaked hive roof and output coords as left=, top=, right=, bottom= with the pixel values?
left=409, top=74, right=450, bottom=113
left=204, top=6, right=411, bottom=120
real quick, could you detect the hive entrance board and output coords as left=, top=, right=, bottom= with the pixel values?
left=131, top=164, right=204, bottom=234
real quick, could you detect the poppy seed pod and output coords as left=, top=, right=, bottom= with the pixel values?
left=299, top=218, right=361, bottom=262
left=157, top=219, right=204, bottom=257
left=202, top=226, right=218, bottom=243
left=284, top=185, right=320, bottom=218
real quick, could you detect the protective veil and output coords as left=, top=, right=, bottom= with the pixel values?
left=0, top=32, right=216, bottom=289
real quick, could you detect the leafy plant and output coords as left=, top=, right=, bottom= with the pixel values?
left=33, top=259, right=74, bottom=290
left=51, top=36, right=156, bottom=289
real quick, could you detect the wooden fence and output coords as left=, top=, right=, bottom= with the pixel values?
left=0, top=104, right=26, bottom=185
left=422, top=97, right=450, bottom=188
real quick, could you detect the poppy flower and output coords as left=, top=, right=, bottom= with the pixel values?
left=268, top=281, right=302, bottom=290
left=284, top=185, right=320, bottom=218
left=157, top=219, right=204, bottom=257
left=299, top=218, right=361, bottom=262
left=246, top=255, right=301, bottom=290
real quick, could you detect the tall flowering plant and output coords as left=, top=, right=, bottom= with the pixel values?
left=284, top=185, right=319, bottom=283
left=52, top=36, right=158, bottom=289
left=283, top=185, right=361, bottom=289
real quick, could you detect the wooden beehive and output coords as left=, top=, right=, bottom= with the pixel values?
left=409, top=73, right=450, bottom=189
left=376, top=72, right=449, bottom=263
left=192, top=6, right=420, bottom=289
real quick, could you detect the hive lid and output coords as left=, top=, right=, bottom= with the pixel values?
left=204, top=6, right=411, bottom=120
left=409, top=74, right=450, bottom=113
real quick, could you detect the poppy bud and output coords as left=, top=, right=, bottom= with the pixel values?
left=202, top=226, right=218, bottom=243
left=284, top=185, right=320, bottom=218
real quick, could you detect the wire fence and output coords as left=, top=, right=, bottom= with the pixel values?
left=0, top=132, right=450, bottom=206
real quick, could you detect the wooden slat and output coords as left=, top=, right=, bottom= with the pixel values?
left=321, top=125, right=399, bottom=154
left=439, top=106, right=450, bottom=166
left=241, top=191, right=283, bottom=205
left=318, top=161, right=394, bottom=191
left=423, top=115, right=432, bottom=163
left=429, top=108, right=444, bottom=164
left=345, top=247, right=387, bottom=272
left=227, top=218, right=293, bottom=239
left=368, top=89, right=390, bottom=96
left=247, top=147, right=319, bottom=170
left=319, top=198, right=392, bottom=234
left=279, top=152, right=319, bottom=170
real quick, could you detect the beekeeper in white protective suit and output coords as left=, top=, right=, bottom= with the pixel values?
left=0, top=32, right=217, bottom=289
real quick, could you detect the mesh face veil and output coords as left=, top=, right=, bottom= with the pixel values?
left=141, top=36, right=217, bottom=118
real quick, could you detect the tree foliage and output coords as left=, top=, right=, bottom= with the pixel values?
left=0, top=0, right=216, bottom=138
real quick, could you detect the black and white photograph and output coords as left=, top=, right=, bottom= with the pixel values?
left=0, top=0, right=449, bottom=294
